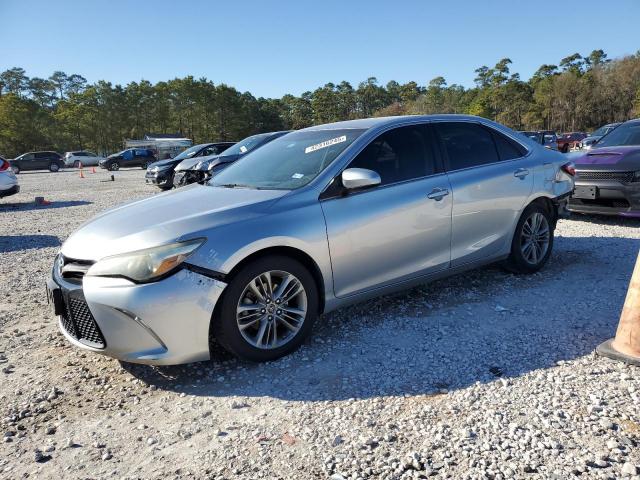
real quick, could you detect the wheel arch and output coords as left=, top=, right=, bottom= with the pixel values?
left=222, top=245, right=326, bottom=315
left=208, top=245, right=327, bottom=351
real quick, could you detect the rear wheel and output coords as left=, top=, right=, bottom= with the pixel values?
left=73, top=160, right=81, bottom=168
left=504, top=203, right=554, bottom=274
left=213, top=255, right=318, bottom=362
left=49, top=163, right=60, bottom=172
left=109, top=162, right=120, bottom=171
left=142, top=162, right=149, bottom=169
left=12, top=165, right=20, bottom=174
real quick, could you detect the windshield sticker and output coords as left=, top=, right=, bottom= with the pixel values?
left=292, top=173, right=304, bottom=179
left=305, top=135, right=347, bottom=154
left=239, top=145, right=248, bottom=153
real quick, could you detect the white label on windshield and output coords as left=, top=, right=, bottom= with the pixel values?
left=239, top=145, right=248, bottom=153
left=305, top=135, right=347, bottom=154
left=292, top=173, right=304, bottom=179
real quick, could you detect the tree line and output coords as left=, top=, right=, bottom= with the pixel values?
left=1, top=49, right=639, bottom=158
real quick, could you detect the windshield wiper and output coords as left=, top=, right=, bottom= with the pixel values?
left=215, top=183, right=255, bottom=189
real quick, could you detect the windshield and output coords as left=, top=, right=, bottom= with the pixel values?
left=210, top=128, right=366, bottom=190
left=219, top=133, right=274, bottom=157
left=595, top=122, right=640, bottom=148
left=174, top=144, right=208, bottom=161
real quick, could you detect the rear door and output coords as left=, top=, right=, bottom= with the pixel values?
left=434, top=121, right=534, bottom=267
left=321, top=123, right=452, bottom=297
left=34, top=152, right=50, bottom=169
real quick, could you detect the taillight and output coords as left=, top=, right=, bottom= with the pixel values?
left=0, top=159, right=8, bottom=172
left=561, top=162, right=576, bottom=176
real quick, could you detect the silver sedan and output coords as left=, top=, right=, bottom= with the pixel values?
left=47, top=115, right=575, bottom=364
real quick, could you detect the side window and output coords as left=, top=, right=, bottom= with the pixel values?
left=23, top=154, right=34, bottom=161
left=491, top=130, right=526, bottom=160
left=436, top=122, right=500, bottom=170
left=35, top=152, right=48, bottom=159
left=348, top=125, right=436, bottom=186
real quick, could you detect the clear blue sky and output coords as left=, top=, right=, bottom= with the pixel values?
left=2, top=0, right=639, bottom=98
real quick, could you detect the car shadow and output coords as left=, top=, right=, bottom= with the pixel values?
left=122, top=233, right=639, bottom=402
left=0, top=200, right=92, bottom=211
left=0, top=234, right=61, bottom=253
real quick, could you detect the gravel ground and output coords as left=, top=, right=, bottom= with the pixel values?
left=1, top=169, right=639, bottom=480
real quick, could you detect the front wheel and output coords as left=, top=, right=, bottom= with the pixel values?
left=504, top=203, right=554, bottom=274
left=109, top=162, right=120, bottom=171
left=11, top=165, right=20, bottom=174
left=49, top=163, right=60, bottom=172
left=213, top=255, right=319, bottom=362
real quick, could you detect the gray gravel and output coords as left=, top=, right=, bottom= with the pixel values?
left=1, top=169, right=639, bottom=479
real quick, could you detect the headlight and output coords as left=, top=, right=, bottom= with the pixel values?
left=196, top=161, right=211, bottom=171
left=86, top=238, right=205, bottom=283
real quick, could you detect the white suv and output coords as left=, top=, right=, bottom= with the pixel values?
left=63, top=151, right=105, bottom=168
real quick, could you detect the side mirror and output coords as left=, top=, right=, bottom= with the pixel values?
left=341, top=168, right=381, bottom=190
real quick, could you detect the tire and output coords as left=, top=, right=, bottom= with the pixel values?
left=109, top=162, right=120, bottom=171
left=12, top=165, right=19, bottom=174
left=213, top=255, right=319, bottom=362
left=49, top=163, right=60, bottom=172
left=142, top=162, right=149, bottom=170
left=562, top=144, right=569, bottom=153
left=504, top=203, right=554, bottom=274
left=73, top=160, right=81, bottom=168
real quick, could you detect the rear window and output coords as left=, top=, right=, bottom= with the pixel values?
left=436, top=122, right=500, bottom=170
left=491, top=131, right=527, bottom=160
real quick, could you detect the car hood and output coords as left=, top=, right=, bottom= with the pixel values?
left=61, top=185, right=287, bottom=261
left=574, top=146, right=640, bottom=170
left=148, top=158, right=181, bottom=169
left=174, top=156, right=207, bottom=172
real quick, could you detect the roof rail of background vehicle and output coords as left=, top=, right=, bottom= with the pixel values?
left=301, top=114, right=500, bottom=132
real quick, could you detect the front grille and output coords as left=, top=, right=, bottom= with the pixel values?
left=61, top=295, right=106, bottom=348
left=59, top=255, right=93, bottom=284
left=576, top=171, right=635, bottom=182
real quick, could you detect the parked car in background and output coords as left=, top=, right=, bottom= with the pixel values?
left=519, top=130, right=559, bottom=150
left=580, top=122, right=621, bottom=150
left=173, top=131, right=290, bottom=187
left=9, top=151, right=64, bottom=173
left=47, top=115, right=574, bottom=365
left=99, top=148, right=156, bottom=171
left=0, top=156, right=20, bottom=198
left=557, top=132, right=587, bottom=153
left=568, top=119, right=640, bottom=217
left=63, top=151, right=106, bottom=168
left=145, top=142, right=235, bottom=190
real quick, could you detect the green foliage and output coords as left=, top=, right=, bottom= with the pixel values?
left=1, top=49, right=640, bottom=158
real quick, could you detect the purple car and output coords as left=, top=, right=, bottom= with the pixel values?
left=568, top=119, right=640, bottom=217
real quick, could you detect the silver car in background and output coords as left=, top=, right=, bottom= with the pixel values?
left=47, top=115, right=575, bottom=365
left=0, top=156, right=20, bottom=198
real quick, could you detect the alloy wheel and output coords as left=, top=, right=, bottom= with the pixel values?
left=520, top=212, right=550, bottom=265
left=236, top=270, right=307, bottom=349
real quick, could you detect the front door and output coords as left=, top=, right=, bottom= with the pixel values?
left=321, top=124, right=452, bottom=298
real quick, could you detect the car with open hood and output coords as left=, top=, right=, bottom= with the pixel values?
left=46, top=115, right=574, bottom=365
left=568, top=119, right=640, bottom=217
left=145, top=142, right=235, bottom=190
left=173, top=132, right=290, bottom=187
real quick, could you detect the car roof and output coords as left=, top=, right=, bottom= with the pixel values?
left=300, top=114, right=501, bottom=132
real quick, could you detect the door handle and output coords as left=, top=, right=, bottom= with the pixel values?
left=514, top=168, right=529, bottom=179
left=427, top=188, right=450, bottom=201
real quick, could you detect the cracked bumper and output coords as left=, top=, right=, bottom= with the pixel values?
left=48, top=266, right=227, bottom=365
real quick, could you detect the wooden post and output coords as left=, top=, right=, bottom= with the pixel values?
left=597, top=249, right=640, bottom=366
